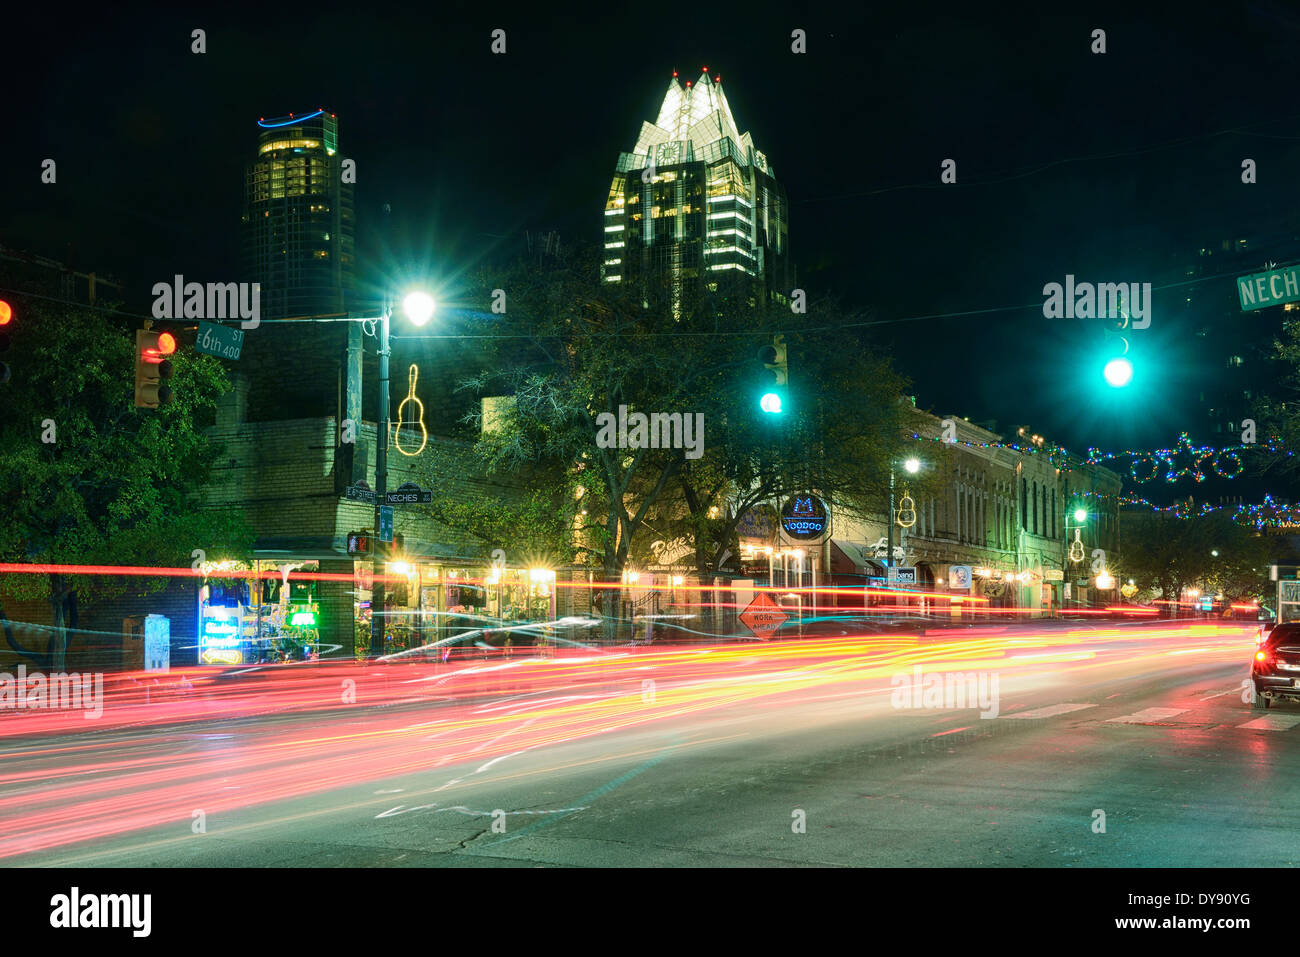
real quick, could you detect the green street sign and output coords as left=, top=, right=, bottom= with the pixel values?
left=1238, top=266, right=1300, bottom=311
left=195, top=321, right=245, bottom=360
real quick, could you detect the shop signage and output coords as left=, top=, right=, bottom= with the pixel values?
left=948, top=565, right=973, bottom=590
left=739, top=591, right=788, bottom=639
left=1044, top=569, right=1064, bottom=581
left=736, top=504, right=779, bottom=542
left=889, top=566, right=917, bottom=585
left=780, top=495, right=829, bottom=541
left=385, top=482, right=432, bottom=505
left=199, top=604, right=242, bottom=666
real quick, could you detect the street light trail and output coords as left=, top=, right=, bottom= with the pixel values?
left=0, top=620, right=1256, bottom=858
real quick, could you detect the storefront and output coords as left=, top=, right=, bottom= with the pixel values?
left=196, top=560, right=323, bottom=665
left=351, top=560, right=558, bottom=659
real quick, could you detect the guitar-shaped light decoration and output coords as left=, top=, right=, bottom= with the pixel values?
left=895, top=490, right=917, bottom=528
left=392, top=364, right=428, bottom=456
left=1068, top=528, right=1085, bottom=563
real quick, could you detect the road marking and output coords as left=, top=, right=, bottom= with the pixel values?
left=1004, top=703, right=1096, bottom=720
left=1201, top=688, right=1240, bottom=700
left=1237, top=714, right=1300, bottom=732
left=1106, top=707, right=1188, bottom=724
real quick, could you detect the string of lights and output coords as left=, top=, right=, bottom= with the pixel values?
left=910, top=429, right=1292, bottom=478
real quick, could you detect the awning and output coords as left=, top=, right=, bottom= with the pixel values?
left=831, top=540, right=885, bottom=576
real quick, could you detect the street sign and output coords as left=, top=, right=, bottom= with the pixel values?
left=195, top=321, right=245, bottom=360
left=385, top=481, right=432, bottom=506
left=739, top=591, right=789, bottom=639
left=890, top=566, right=917, bottom=585
left=345, top=485, right=375, bottom=504
left=379, top=506, right=394, bottom=543
left=1238, top=265, right=1300, bottom=311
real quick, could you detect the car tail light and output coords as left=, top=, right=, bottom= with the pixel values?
left=1256, top=650, right=1268, bottom=661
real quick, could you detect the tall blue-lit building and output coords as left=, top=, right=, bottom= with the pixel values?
left=241, top=109, right=355, bottom=320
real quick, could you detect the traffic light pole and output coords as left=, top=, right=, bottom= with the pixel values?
left=370, top=302, right=390, bottom=658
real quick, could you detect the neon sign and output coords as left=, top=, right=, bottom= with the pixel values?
left=781, top=495, right=828, bottom=541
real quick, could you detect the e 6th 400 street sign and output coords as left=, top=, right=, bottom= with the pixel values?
left=1238, top=265, right=1300, bottom=311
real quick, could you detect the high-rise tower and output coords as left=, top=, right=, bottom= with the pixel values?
left=242, top=109, right=355, bottom=320
left=602, top=71, right=790, bottom=318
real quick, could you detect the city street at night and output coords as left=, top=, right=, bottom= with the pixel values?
left=1, top=620, right=1290, bottom=868
left=6, top=0, right=1300, bottom=938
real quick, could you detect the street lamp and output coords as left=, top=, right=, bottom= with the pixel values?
left=369, top=288, right=436, bottom=657
left=403, top=291, right=436, bottom=327
left=887, top=456, right=923, bottom=570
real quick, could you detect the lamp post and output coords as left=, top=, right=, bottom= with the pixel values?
left=1062, top=505, right=1087, bottom=613
left=886, top=457, right=921, bottom=571
left=369, top=290, right=435, bottom=657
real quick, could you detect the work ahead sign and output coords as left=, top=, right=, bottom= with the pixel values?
left=1238, top=265, right=1300, bottom=311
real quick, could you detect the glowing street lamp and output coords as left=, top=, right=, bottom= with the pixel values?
left=403, top=291, right=436, bottom=327
left=369, top=287, right=434, bottom=657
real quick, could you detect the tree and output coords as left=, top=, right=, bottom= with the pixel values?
left=0, top=295, right=252, bottom=670
left=1118, top=510, right=1283, bottom=612
left=447, top=245, right=919, bottom=640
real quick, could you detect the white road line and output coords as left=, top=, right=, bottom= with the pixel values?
left=1200, top=688, right=1241, bottom=700
left=1003, top=703, right=1096, bottom=720
left=1106, top=707, right=1189, bottom=724
left=1237, top=714, right=1300, bottom=732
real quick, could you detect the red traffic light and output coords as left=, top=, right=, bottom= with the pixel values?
left=0, top=300, right=11, bottom=325
left=141, top=331, right=176, bottom=365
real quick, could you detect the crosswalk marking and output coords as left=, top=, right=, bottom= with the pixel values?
left=1004, top=703, right=1096, bottom=720
left=1106, top=707, right=1188, bottom=724
left=1237, top=713, right=1300, bottom=732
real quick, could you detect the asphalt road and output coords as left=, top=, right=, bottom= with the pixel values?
left=4, top=620, right=1297, bottom=867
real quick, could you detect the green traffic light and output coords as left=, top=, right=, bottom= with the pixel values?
left=760, top=392, right=783, bottom=414
left=1103, top=357, right=1133, bottom=387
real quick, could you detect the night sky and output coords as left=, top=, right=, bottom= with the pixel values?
left=6, top=1, right=1300, bottom=475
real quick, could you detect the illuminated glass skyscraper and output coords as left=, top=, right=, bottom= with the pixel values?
left=602, top=70, right=790, bottom=317
left=241, top=109, right=355, bottom=320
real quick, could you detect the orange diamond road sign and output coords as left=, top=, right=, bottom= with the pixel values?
left=739, top=591, right=789, bottom=639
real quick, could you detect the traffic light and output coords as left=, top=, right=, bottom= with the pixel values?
left=0, top=299, right=12, bottom=384
left=134, top=328, right=176, bottom=408
left=1100, top=313, right=1133, bottom=387
left=757, top=333, right=788, bottom=414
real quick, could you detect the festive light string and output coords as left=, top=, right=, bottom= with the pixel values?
left=908, top=432, right=1297, bottom=524
left=1113, top=493, right=1300, bottom=528
left=911, top=430, right=1290, bottom=472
